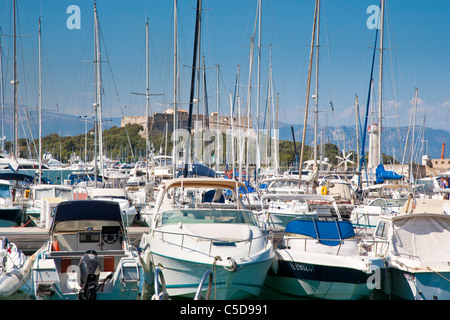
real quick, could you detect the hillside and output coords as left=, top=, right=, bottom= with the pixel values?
left=3, top=109, right=447, bottom=162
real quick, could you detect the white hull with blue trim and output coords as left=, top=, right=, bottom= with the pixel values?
left=266, top=248, right=385, bottom=300
left=139, top=178, right=275, bottom=300
left=265, top=217, right=385, bottom=300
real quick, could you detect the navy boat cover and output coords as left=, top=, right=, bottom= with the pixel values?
left=285, top=218, right=355, bottom=246
left=53, top=200, right=122, bottom=224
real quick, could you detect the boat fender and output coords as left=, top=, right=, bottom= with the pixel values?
left=51, top=240, right=60, bottom=252
left=321, top=186, right=328, bottom=195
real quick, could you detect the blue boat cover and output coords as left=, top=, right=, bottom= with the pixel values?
left=176, top=163, right=216, bottom=178
left=285, top=219, right=355, bottom=246
left=202, top=189, right=225, bottom=203
left=375, top=163, right=403, bottom=184
left=53, top=200, right=123, bottom=224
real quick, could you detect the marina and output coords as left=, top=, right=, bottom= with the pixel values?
left=0, top=0, right=449, bottom=303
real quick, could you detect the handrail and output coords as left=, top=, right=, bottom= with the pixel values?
left=152, top=267, right=170, bottom=300
left=194, top=269, right=213, bottom=300
left=154, top=228, right=272, bottom=258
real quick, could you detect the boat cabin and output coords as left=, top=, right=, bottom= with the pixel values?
left=48, top=200, right=127, bottom=273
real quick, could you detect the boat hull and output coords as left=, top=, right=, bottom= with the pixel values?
left=265, top=250, right=385, bottom=300
left=388, top=267, right=450, bottom=300
left=150, top=252, right=273, bottom=300
left=0, top=207, right=23, bottom=227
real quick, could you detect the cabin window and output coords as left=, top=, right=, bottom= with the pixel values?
left=0, top=184, right=10, bottom=198
left=375, top=221, right=389, bottom=239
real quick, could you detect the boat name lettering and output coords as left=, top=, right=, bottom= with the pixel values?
left=290, top=262, right=314, bottom=272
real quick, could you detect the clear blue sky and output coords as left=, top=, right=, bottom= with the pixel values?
left=1, top=0, right=450, bottom=140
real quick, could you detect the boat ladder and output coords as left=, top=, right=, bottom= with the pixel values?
left=194, top=269, right=213, bottom=300
left=152, top=267, right=170, bottom=300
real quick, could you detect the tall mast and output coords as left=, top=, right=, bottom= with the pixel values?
left=145, top=19, right=150, bottom=182
left=185, top=0, right=202, bottom=177
left=255, top=0, right=262, bottom=179
left=173, top=0, right=178, bottom=177
left=246, top=36, right=255, bottom=183
left=38, top=17, right=42, bottom=183
left=216, top=64, right=220, bottom=173
left=299, top=0, right=318, bottom=179
left=313, top=0, right=320, bottom=170
left=410, top=87, right=418, bottom=183
left=0, top=26, right=4, bottom=153
left=13, top=0, right=18, bottom=158
left=378, top=0, right=385, bottom=166
left=94, top=3, right=103, bottom=184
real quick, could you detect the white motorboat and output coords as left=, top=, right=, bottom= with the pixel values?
left=258, top=194, right=340, bottom=230
left=25, top=184, right=74, bottom=221
left=265, top=215, right=385, bottom=300
left=366, top=198, right=450, bottom=300
left=350, top=197, right=408, bottom=231
left=88, top=188, right=138, bottom=227
left=139, top=178, right=274, bottom=300
left=0, top=236, right=33, bottom=298
left=32, top=200, right=144, bottom=300
left=0, top=179, right=24, bottom=227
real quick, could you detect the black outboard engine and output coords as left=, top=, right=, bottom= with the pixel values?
left=78, top=250, right=101, bottom=300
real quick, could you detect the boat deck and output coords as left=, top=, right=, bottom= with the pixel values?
left=0, top=226, right=149, bottom=254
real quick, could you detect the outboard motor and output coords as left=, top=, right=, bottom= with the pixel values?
left=78, top=250, right=100, bottom=300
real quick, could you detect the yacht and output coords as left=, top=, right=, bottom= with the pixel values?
left=139, top=178, right=274, bottom=300
left=32, top=200, right=144, bottom=300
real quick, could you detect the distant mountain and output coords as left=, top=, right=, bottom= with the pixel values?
left=277, top=122, right=447, bottom=160
left=1, top=107, right=121, bottom=139
left=2, top=107, right=447, bottom=160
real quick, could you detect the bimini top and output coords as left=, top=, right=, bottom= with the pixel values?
left=161, top=177, right=246, bottom=190
left=285, top=218, right=355, bottom=246
left=52, top=200, right=123, bottom=225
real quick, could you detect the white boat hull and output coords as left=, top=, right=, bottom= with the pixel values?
left=388, top=267, right=450, bottom=300
left=265, top=249, right=385, bottom=300
left=151, top=252, right=273, bottom=300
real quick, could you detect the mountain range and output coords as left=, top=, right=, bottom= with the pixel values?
left=3, top=108, right=447, bottom=160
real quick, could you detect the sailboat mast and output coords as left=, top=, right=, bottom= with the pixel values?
left=38, top=17, right=42, bottom=183
left=0, top=26, right=4, bottom=153
left=145, top=19, right=150, bottom=182
left=313, top=0, right=320, bottom=170
left=378, top=0, right=385, bottom=166
left=173, top=0, right=178, bottom=178
left=410, top=87, right=418, bottom=183
left=13, top=0, right=18, bottom=158
left=94, top=3, right=103, bottom=184
left=299, top=0, right=318, bottom=179
left=246, top=36, right=254, bottom=183
left=216, top=64, right=220, bottom=173
left=186, top=0, right=202, bottom=177
left=255, top=0, right=262, bottom=178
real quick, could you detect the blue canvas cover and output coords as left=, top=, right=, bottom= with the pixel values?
left=375, top=163, right=403, bottom=184
left=285, top=219, right=355, bottom=246
left=176, top=163, right=216, bottom=178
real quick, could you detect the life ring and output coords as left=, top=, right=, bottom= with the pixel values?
left=320, top=186, right=328, bottom=195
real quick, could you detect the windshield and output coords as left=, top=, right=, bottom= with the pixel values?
left=162, top=209, right=257, bottom=226
left=35, top=188, right=73, bottom=200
